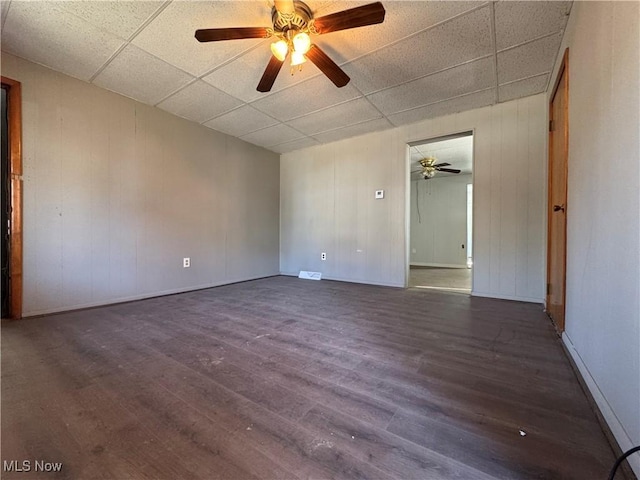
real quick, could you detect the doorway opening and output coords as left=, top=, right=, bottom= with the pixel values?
left=407, top=131, right=473, bottom=293
left=1, top=76, right=23, bottom=319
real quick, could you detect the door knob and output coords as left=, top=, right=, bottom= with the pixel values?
left=553, top=204, right=565, bottom=212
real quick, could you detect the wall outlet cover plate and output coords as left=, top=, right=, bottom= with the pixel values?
left=375, top=190, right=384, bottom=199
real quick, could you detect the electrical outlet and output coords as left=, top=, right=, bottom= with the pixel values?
left=412, top=248, right=416, bottom=254
left=375, top=190, right=384, bottom=199
left=321, top=252, right=326, bottom=261
left=183, top=257, right=190, bottom=268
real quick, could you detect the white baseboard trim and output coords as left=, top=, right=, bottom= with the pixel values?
left=22, top=273, right=279, bottom=318
left=410, top=262, right=468, bottom=269
left=471, top=291, right=543, bottom=304
left=562, top=332, right=640, bottom=478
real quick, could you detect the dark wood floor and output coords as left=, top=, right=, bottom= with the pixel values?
left=2, top=276, right=617, bottom=479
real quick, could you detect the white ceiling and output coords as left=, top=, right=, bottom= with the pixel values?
left=410, top=134, right=473, bottom=179
left=0, top=0, right=571, bottom=154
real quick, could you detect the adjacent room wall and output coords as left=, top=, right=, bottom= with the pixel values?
left=1, top=53, right=280, bottom=317
left=550, top=2, right=640, bottom=475
left=280, top=94, right=547, bottom=302
left=410, top=174, right=471, bottom=268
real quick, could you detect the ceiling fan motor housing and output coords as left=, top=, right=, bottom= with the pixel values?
left=272, top=1, right=313, bottom=34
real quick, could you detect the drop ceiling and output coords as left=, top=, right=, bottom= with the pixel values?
left=0, top=1, right=571, bottom=154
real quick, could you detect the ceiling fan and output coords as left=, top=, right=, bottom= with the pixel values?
left=413, top=157, right=461, bottom=179
left=195, top=0, right=386, bottom=92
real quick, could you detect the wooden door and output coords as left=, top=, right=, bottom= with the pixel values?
left=546, top=49, right=569, bottom=332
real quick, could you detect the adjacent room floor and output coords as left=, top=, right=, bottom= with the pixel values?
left=2, top=276, right=617, bottom=479
left=409, top=265, right=472, bottom=292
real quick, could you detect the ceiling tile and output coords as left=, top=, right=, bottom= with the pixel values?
left=312, top=1, right=482, bottom=64
left=388, top=88, right=495, bottom=126
left=495, top=1, right=572, bottom=51
left=497, top=33, right=562, bottom=84
left=240, top=123, right=305, bottom=147
left=312, top=117, right=393, bottom=144
left=93, top=44, right=194, bottom=105
left=203, top=105, right=279, bottom=137
left=202, top=44, right=319, bottom=103
left=367, top=57, right=495, bottom=115
left=498, top=74, right=549, bottom=103
left=287, top=98, right=381, bottom=135
left=1, top=1, right=125, bottom=81
left=250, top=75, right=362, bottom=122
left=269, top=137, right=320, bottom=154
left=156, top=80, right=243, bottom=123
left=58, top=1, right=166, bottom=40
left=343, top=5, right=493, bottom=94
left=132, top=1, right=271, bottom=76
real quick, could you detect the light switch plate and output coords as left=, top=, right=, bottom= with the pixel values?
left=375, top=190, right=384, bottom=199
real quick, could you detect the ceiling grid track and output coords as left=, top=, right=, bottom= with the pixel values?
left=1, top=0, right=12, bottom=31
left=88, top=0, right=174, bottom=83
left=489, top=1, right=500, bottom=105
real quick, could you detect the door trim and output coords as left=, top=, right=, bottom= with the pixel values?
left=546, top=48, right=569, bottom=331
left=1, top=76, right=23, bottom=319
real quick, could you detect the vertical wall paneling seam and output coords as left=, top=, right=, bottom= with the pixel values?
left=224, top=136, right=229, bottom=279
left=58, top=76, right=64, bottom=309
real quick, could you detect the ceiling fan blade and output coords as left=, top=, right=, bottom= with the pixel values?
left=274, top=0, right=295, bottom=15
left=305, top=45, right=350, bottom=87
left=195, top=27, right=270, bottom=42
left=436, top=168, right=461, bottom=174
left=257, top=55, right=285, bottom=92
left=434, top=162, right=451, bottom=167
left=313, top=2, right=386, bottom=34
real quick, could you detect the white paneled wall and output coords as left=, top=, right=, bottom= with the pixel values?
left=280, top=133, right=406, bottom=286
left=281, top=94, right=547, bottom=302
left=410, top=174, right=472, bottom=267
left=551, top=2, right=640, bottom=476
left=2, top=54, right=280, bottom=316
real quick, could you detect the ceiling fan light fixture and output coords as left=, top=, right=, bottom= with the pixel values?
left=270, top=39, right=289, bottom=61
left=292, top=31, right=311, bottom=54
left=290, top=50, right=307, bottom=66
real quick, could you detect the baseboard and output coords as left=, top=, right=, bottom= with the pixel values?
left=562, top=332, right=640, bottom=479
left=22, top=274, right=280, bottom=318
left=471, top=291, right=543, bottom=304
left=410, top=262, right=468, bottom=269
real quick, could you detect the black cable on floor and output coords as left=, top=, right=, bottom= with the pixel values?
left=608, top=445, right=640, bottom=480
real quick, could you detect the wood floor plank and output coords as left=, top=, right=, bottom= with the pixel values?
left=386, top=407, right=611, bottom=479
left=300, top=405, right=499, bottom=480
left=1, top=276, right=619, bottom=479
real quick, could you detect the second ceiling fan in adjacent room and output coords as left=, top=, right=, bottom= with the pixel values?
left=194, top=0, right=386, bottom=92
left=413, top=157, right=461, bottom=180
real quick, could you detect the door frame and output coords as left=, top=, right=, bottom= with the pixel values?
left=1, top=76, right=23, bottom=319
left=405, top=130, right=475, bottom=290
left=546, top=48, right=569, bottom=331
